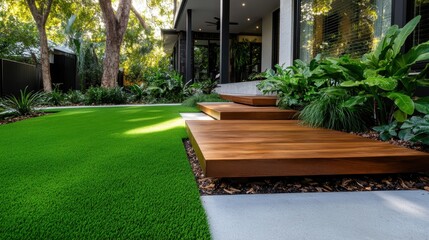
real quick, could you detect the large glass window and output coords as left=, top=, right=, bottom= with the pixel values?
left=413, top=0, right=429, bottom=46
left=298, top=0, right=392, bottom=62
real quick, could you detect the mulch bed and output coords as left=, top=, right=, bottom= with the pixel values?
left=0, top=112, right=46, bottom=125
left=183, top=138, right=429, bottom=196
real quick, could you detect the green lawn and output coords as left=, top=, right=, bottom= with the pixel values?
left=0, top=106, right=210, bottom=239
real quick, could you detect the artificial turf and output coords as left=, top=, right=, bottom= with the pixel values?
left=0, top=106, right=211, bottom=239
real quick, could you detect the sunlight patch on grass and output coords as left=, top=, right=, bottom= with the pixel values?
left=124, top=117, right=184, bottom=135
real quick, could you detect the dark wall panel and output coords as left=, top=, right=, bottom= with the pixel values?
left=0, top=59, right=41, bottom=97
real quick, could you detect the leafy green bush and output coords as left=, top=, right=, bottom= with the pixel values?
left=143, top=70, right=185, bottom=103
left=0, top=87, right=43, bottom=116
left=186, top=79, right=219, bottom=95
left=43, top=85, right=65, bottom=106
left=373, top=115, right=429, bottom=145
left=182, top=94, right=228, bottom=107
left=257, top=58, right=329, bottom=110
left=129, top=83, right=146, bottom=102
left=340, top=16, right=429, bottom=125
left=299, top=89, right=370, bottom=132
left=65, top=90, right=84, bottom=105
left=84, top=87, right=106, bottom=105
left=84, top=87, right=129, bottom=105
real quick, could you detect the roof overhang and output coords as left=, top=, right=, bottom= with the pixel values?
left=161, top=29, right=179, bottom=55
left=174, top=0, right=280, bottom=34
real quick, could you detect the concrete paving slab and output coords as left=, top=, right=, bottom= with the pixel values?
left=180, top=112, right=214, bottom=120
left=202, top=191, right=429, bottom=240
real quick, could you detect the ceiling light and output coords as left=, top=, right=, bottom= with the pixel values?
left=247, top=18, right=251, bottom=21
left=199, top=28, right=202, bottom=31
left=256, top=26, right=259, bottom=29
left=242, top=3, right=246, bottom=6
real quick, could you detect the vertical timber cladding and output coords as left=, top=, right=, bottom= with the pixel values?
left=51, top=49, right=78, bottom=91
left=0, top=59, right=41, bottom=97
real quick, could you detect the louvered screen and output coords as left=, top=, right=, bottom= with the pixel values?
left=298, top=0, right=392, bottom=62
left=414, top=0, right=429, bottom=45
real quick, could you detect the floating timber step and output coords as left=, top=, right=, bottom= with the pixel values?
left=198, top=102, right=297, bottom=120
left=186, top=120, right=429, bottom=178
left=219, top=94, right=277, bottom=106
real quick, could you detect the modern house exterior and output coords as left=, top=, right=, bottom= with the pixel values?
left=162, top=0, right=428, bottom=94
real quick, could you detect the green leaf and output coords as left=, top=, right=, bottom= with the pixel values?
left=393, top=110, right=408, bottom=122
left=342, top=96, right=367, bottom=108
left=414, top=97, right=429, bottom=114
left=364, top=77, right=397, bottom=91
left=340, top=81, right=361, bottom=87
left=392, top=16, right=421, bottom=57
left=387, top=92, right=415, bottom=115
left=398, top=129, right=414, bottom=141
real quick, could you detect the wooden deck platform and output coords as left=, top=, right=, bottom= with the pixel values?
left=219, top=94, right=277, bottom=106
left=186, top=120, right=429, bottom=178
left=198, top=102, right=297, bottom=120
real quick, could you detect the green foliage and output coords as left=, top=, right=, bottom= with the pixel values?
left=257, top=57, right=330, bottom=109
left=0, top=87, right=43, bottom=116
left=43, top=85, right=65, bottom=106
left=373, top=122, right=399, bottom=141
left=189, top=80, right=218, bottom=95
left=84, top=87, right=128, bottom=105
left=65, top=89, right=84, bottom=104
left=182, top=94, right=228, bottom=107
left=129, top=83, right=146, bottom=102
left=341, top=16, right=429, bottom=124
left=143, top=69, right=184, bottom=103
left=399, top=115, right=429, bottom=144
left=374, top=115, right=429, bottom=145
left=299, top=90, right=370, bottom=132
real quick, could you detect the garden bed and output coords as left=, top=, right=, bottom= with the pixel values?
left=0, top=112, right=45, bottom=125
left=183, top=139, right=429, bottom=195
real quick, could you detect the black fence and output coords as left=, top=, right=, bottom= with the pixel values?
left=51, top=49, right=78, bottom=92
left=0, top=59, right=42, bottom=97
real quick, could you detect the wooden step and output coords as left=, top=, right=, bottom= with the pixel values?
left=219, top=94, right=277, bottom=106
left=198, top=102, right=297, bottom=120
left=186, top=120, right=429, bottom=178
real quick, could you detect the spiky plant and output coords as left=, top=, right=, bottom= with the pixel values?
left=1, top=87, right=44, bottom=116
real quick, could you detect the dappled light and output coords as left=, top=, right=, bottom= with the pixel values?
left=375, top=192, right=429, bottom=221
left=124, top=117, right=184, bottom=135
left=47, top=110, right=95, bottom=117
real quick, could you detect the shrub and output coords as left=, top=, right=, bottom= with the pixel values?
left=188, top=80, right=218, bottom=95
left=65, top=90, right=85, bottom=105
left=299, top=89, right=371, bottom=132
left=44, top=85, right=64, bottom=106
left=84, top=87, right=129, bottom=105
left=0, top=87, right=43, bottom=116
left=182, top=93, right=228, bottom=107
left=340, top=16, right=429, bottom=125
left=129, top=83, right=146, bottom=102
left=374, top=115, right=429, bottom=145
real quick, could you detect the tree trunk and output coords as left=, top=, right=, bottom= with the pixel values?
left=26, top=0, right=54, bottom=92
left=101, top=38, right=121, bottom=88
left=39, top=27, right=52, bottom=92
left=99, top=0, right=132, bottom=88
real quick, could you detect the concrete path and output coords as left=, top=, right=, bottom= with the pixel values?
left=202, top=191, right=429, bottom=240
left=180, top=112, right=214, bottom=121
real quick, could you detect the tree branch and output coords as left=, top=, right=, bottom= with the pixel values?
left=42, top=0, right=54, bottom=26
left=131, top=5, right=148, bottom=31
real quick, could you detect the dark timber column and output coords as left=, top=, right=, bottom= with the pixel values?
left=220, top=0, right=230, bottom=83
left=186, top=9, right=193, bottom=83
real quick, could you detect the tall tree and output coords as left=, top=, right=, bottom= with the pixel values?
left=98, top=0, right=132, bottom=88
left=25, top=0, right=54, bottom=92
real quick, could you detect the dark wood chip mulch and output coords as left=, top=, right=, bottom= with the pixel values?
left=183, top=139, right=429, bottom=196
left=0, top=112, right=46, bottom=125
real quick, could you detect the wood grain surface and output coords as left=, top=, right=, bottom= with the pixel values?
left=186, top=120, right=429, bottom=177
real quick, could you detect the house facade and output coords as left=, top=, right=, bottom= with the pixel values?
left=162, top=0, right=428, bottom=93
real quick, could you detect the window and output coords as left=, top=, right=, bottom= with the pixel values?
left=410, top=0, right=429, bottom=71
left=296, top=0, right=392, bottom=62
